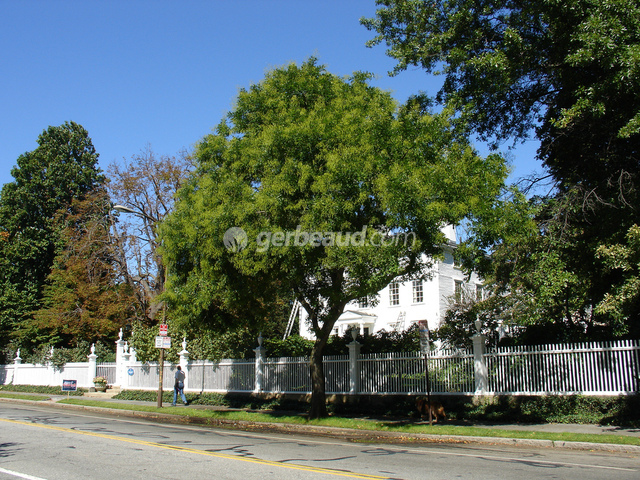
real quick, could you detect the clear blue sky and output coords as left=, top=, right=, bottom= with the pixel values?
left=0, top=0, right=542, bottom=190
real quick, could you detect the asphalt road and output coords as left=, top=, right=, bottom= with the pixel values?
left=0, top=403, right=638, bottom=480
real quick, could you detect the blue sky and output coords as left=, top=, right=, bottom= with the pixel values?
left=0, top=0, right=543, bottom=190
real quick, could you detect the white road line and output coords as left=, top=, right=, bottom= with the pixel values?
left=0, top=467, right=48, bottom=480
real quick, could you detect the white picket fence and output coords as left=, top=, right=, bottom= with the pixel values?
left=1, top=339, right=638, bottom=396
left=485, top=341, right=640, bottom=395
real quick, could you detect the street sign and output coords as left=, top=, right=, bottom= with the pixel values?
left=62, top=379, right=77, bottom=392
left=159, top=323, right=168, bottom=336
left=128, top=368, right=134, bottom=376
left=418, top=320, right=430, bottom=354
left=155, top=336, right=171, bottom=349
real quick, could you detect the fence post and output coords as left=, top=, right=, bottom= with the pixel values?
left=47, top=346, right=55, bottom=383
left=471, top=323, right=488, bottom=395
left=348, top=333, right=361, bottom=395
left=121, top=343, right=131, bottom=389
left=12, top=349, right=22, bottom=385
left=115, top=328, right=125, bottom=387
left=88, top=344, right=98, bottom=389
left=179, top=338, right=190, bottom=390
left=253, top=334, right=264, bottom=393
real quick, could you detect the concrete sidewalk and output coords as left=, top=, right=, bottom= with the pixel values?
left=2, top=392, right=639, bottom=453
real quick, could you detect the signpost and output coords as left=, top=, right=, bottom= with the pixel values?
left=156, top=322, right=169, bottom=408
left=418, top=320, right=433, bottom=425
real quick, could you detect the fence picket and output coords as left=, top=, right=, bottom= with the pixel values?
left=2, top=340, right=638, bottom=396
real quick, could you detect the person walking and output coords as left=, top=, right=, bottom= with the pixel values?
left=172, top=365, right=188, bottom=406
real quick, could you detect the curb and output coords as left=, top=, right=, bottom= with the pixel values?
left=2, top=397, right=639, bottom=454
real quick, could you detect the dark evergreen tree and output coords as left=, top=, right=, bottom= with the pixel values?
left=0, top=122, right=105, bottom=349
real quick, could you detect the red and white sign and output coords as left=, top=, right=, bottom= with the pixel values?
left=159, top=324, right=168, bottom=336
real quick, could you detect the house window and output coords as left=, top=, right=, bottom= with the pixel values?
left=476, top=284, right=485, bottom=301
left=389, top=282, right=400, bottom=306
left=358, top=297, right=369, bottom=309
left=454, top=280, right=463, bottom=301
left=412, top=280, right=424, bottom=304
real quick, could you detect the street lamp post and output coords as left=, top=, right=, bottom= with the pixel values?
left=113, top=204, right=167, bottom=408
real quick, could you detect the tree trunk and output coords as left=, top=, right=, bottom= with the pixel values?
left=309, top=339, right=328, bottom=419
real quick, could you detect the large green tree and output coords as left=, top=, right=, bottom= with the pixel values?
left=363, top=0, right=640, bottom=335
left=159, top=59, right=509, bottom=418
left=0, top=122, right=105, bottom=348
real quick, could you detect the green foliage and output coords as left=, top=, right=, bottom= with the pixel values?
left=262, top=327, right=421, bottom=358
left=113, top=389, right=282, bottom=410
left=5, top=340, right=115, bottom=367
left=30, top=190, right=139, bottom=347
left=363, top=0, right=640, bottom=146
left=451, top=395, right=640, bottom=426
left=129, top=323, right=178, bottom=364
left=111, top=390, right=639, bottom=426
left=160, top=58, right=509, bottom=417
left=262, top=335, right=314, bottom=358
left=596, top=225, right=640, bottom=336
left=126, top=327, right=422, bottom=362
left=364, top=0, right=640, bottom=338
left=0, top=384, right=85, bottom=396
left=434, top=296, right=504, bottom=349
left=0, top=122, right=105, bottom=349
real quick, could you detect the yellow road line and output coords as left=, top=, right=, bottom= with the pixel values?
left=0, top=418, right=389, bottom=479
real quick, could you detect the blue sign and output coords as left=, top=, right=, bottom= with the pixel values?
left=62, top=379, right=77, bottom=392
left=128, top=368, right=134, bottom=376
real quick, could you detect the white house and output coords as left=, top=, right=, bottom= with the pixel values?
left=299, top=225, right=483, bottom=338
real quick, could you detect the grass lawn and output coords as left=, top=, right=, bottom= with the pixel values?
left=0, top=393, right=50, bottom=401
left=58, top=398, right=640, bottom=447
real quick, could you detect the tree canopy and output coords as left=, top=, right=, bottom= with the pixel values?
left=159, top=59, right=509, bottom=417
left=363, top=0, right=640, bottom=337
left=30, top=189, right=139, bottom=346
left=0, top=122, right=105, bottom=349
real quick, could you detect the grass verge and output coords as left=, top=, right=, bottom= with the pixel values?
left=0, top=393, right=50, bottom=401
left=58, top=398, right=640, bottom=447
